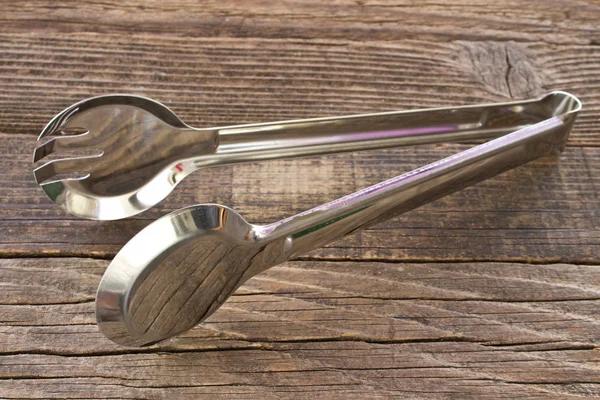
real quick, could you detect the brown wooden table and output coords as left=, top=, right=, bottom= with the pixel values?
left=1, top=1, right=599, bottom=398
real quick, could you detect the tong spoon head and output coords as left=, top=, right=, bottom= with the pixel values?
left=32, top=95, right=211, bottom=220
left=95, top=204, right=274, bottom=347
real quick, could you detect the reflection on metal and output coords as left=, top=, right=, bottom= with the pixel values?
left=90, top=92, right=581, bottom=346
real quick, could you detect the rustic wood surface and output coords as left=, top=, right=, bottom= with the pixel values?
left=1, top=1, right=599, bottom=398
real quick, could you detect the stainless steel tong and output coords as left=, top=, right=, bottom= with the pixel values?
left=34, top=92, right=579, bottom=221
left=65, top=91, right=581, bottom=346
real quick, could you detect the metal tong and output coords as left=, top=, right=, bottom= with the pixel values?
left=73, top=92, right=580, bottom=346
left=34, top=92, right=579, bottom=221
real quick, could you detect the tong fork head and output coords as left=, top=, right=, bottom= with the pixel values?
left=32, top=95, right=196, bottom=220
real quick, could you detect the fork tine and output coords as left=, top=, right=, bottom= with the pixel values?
left=33, top=162, right=60, bottom=184
left=33, top=156, right=96, bottom=184
left=33, top=139, right=56, bottom=162
left=38, top=102, right=82, bottom=139
left=33, top=133, right=93, bottom=162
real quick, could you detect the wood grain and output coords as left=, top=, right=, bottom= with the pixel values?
left=1, top=1, right=599, bottom=398
left=1, top=0, right=600, bottom=45
left=1, top=257, right=598, bottom=398
left=0, top=34, right=599, bottom=144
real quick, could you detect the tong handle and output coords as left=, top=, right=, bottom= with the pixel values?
left=211, top=92, right=574, bottom=164
left=260, top=92, right=581, bottom=259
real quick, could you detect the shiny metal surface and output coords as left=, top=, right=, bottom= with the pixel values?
left=95, top=92, right=581, bottom=346
left=35, top=92, right=574, bottom=220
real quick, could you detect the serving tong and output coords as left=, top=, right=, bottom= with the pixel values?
left=33, top=92, right=581, bottom=346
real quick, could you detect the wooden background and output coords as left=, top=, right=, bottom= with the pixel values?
left=1, top=1, right=599, bottom=398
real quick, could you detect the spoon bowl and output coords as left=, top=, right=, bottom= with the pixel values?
left=95, top=204, right=284, bottom=346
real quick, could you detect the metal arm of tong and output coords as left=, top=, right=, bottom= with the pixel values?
left=33, top=90, right=581, bottom=220
left=92, top=92, right=581, bottom=346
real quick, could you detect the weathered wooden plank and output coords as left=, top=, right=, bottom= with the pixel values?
left=5, top=134, right=599, bottom=262
left=1, top=258, right=598, bottom=353
left=1, top=0, right=599, bottom=45
left=1, top=343, right=598, bottom=399
left=1, top=2, right=599, bottom=399
left=0, top=34, right=598, bottom=144
left=0, top=256, right=598, bottom=398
